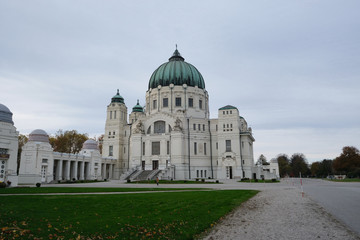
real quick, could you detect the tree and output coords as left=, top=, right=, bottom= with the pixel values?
left=97, top=134, right=104, bottom=154
left=256, top=154, right=269, bottom=166
left=276, top=154, right=291, bottom=177
left=310, top=159, right=333, bottom=178
left=310, top=161, right=320, bottom=177
left=290, top=153, right=310, bottom=177
left=333, top=146, right=360, bottom=178
left=17, top=134, right=28, bottom=174
left=49, top=130, right=88, bottom=154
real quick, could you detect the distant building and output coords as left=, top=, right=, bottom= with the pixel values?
left=0, top=104, right=19, bottom=185
left=4, top=48, right=278, bottom=185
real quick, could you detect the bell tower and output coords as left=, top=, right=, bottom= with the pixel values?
left=102, top=90, right=128, bottom=177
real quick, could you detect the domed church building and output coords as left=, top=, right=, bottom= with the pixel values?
left=102, top=49, right=279, bottom=180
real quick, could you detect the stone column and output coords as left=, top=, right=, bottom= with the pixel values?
left=73, top=161, right=78, bottom=180
left=102, top=163, right=106, bottom=179
left=79, top=161, right=85, bottom=180
left=65, top=161, right=71, bottom=180
left=57, top=160, right=63, bottom=181
left=109, top=164, right=113, bottom=179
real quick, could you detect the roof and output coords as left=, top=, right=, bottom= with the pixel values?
left=148, top=48, right=205, bottom=90
left=29, top=129, right=49, bottom=143
left=219, top=105, right=238, bottom=110
left=0, top=103, right=13, bottom=124
left=132, top=100, right=144, bottom=112
left=111, top=89, right=124, bottom=103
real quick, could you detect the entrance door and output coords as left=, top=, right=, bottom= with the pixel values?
left=41, top=166, right=47, bottom=182
left=226, top=166, right=233, bottom=179
left=0, top=160, right=6, bottom=182
left=152, top=160, right=159, bottom=170
left=142, top=161, right=145, bottom=170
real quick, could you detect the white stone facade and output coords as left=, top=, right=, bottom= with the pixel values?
left=0, top=104, right=19, bottom=186
left=101, top=50, right=279, bottom=180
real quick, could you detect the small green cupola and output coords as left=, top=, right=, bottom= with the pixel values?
left=132, top=100, right=143, bottom=112
left=111, top=89, right=124, bottom=103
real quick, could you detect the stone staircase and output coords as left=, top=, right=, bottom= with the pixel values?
left=133, top=170, right=161, bottom=181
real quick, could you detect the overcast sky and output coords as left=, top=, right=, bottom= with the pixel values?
left=1, top=1, right=359, bottom=163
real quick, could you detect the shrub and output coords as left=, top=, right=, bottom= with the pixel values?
left=72, top=178, right=76, bottom=181
left=183, top=180, right=188, bottom=183
left=196, top=178, right=199, bottom=181
left=58, top=180, right=61, bottom=183
left=36, top=183, right=41, bottom=187
left=254, top=179, right=258, bottom=182
left=241, top=178, right=250, bottom=181
left=127, top=179, right=131, bottom=183
left=271, top=178, right=277, bottom=182
left=0, top=182, right=6, bottom=188
left=216, top=180, right=219, bottom=183
left=104, top=179, right=107, bottom=182
left=201, top=179, right=205, bottom=182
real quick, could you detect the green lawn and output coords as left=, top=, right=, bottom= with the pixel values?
left=238, top=179, right=280, bottom=183
left=129, top=179, right=221, bottom=184
left=0, top=190, right=257, bottom=239
left=0, top=187, right=205, bottom=194
left=324, top=178, right=360, bottom=182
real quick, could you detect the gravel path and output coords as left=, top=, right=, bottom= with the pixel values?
left=202, top=188, right=360, bottom=240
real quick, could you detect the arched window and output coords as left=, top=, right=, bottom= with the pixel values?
left=154, top=121, right=166, bottom=134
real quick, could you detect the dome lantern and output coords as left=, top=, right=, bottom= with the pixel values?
left=132, top=100, right=144, bottom=113
left=111, top=89, right=124, bottom=104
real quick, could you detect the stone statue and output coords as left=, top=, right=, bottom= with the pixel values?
left=133, top=120, right=143, bottom=134
left=174, top=117, right=183, bottom=131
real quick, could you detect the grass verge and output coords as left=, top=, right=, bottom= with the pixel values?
left=238, top=179, right=280, bottom=183
left=129, top=180, right=221, bottom=184
left=0, top=190, right=257, bottom=239
left=324, top=178, right=360, bottom=182
left=0, top=187, right=206, bottom=194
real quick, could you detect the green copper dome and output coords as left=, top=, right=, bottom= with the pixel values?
left=132, top=100, right=143, bottom=112
left=148, top=49, right=205, bottom=90
left=111, top=89, right=124, bottom=103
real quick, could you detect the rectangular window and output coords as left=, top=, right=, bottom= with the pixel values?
left=204, top=143, right=207, bottom=155
left=110, top=111, right=112, bottom=119
left=153, top=100, right=157, bottom=109
left=188, top=98, right=193, bottom=107
left=198, top=124, right=201, bottom=131
left=193, top=124, right=196, bottom=130
left=226, top=140, right=231, bottom=152
left=216, top=125, right=218, bottom=131
left=152, top=141, right=160, bottom=155
left=142, top=142, right=145, bottom=155
left=216, top=142, right=218, bottom=149
left=114, top=111, right=116, bottom=119
left=194, top=142, right=197, bottom=155
left=203, top=124, right=205, bottom=131
left=113, top=131, right=115, bottom=135
left=167, top=141, right=170, bottom=155
left=197, top=170, right=199, bottom=178
left=163, top=98, right=168, bottom=107
left=199, top=100, right=203, bottom=109
left=205, top=170, right=207, bottom=178
left=109, top=146, right=113, bottom=156
left=201, top=170, right=203, bottom=178
left=175, top=97, right=181, bottom=106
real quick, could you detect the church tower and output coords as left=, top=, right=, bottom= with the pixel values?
left=102, top=90, right=128, bottom=178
